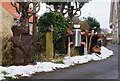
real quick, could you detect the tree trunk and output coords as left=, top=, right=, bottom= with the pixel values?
left=62, top=35, right=67, bottom=50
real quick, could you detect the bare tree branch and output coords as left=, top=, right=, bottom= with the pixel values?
left=27, top=2, right=40, bottom=14
left=10, top=2, right=20, bottom=14
left=73, top=2, right=78, bottom=16
left=63, top=10, right=68, bottom=16
left=28, top=14, right=32, bottom=18
left=46, top=6, right=53, bottom=12
left=25, top=2, right=30, bottom=9
left=35, top=2, right=40, bottom=13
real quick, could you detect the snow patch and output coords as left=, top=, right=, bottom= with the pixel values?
left=0, top=46, right=114, bottom=80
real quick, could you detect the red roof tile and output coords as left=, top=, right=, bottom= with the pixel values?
left=1, top=2, right=33, bottom=22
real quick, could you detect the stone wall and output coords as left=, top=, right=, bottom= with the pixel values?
left=0, top=5, right=2, bottom=65
left=1, top=5, right=14, bottom=37
left=110, top=1, right=119, bottom=43
left=0, top=5, right=14, bottom=65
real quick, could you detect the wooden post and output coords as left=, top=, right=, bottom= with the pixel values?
left=84, top=36, right=87, bottom=55
left=67, top=36, right=71, bottom=56
left=85, top=30, right=88, bottom=55
left=88, top=30, right=94, bottom=53
left=46, top=32, right=53, bottom=61
left=33, top=2, right=37, bottom=55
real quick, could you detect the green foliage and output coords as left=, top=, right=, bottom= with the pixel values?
left=86, top=17, right=100, bottom=31
left=1, top=71, right=13, bottom=80
left=2, top=42, right=13, bottom=66
left=38, top=12, right=71, bottom=41
left=37, top=12, right=71, bottom=53
left=1, top=71, right=8, bottom=75
left=55, top=54, right=66, bottom=59
left=4, top=76, right=13, bottom=80
left=52, top=60, right=64, bottom=64
left=2, top=36, right=13, bottom=66
left=34, top=52, right=46, bottom=62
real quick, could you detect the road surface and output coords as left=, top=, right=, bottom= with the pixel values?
left=24, top=43, right=118, bottom=79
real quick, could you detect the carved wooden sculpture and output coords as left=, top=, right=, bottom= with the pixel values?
left=11, top=2, right=40, bottom=65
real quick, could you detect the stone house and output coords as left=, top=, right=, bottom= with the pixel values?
left=109, top=0, right=120, bottom=44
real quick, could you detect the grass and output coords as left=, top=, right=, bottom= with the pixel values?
left=1, top=71, right=8, bottom=75
left=52, top=60, right=64, bottom=64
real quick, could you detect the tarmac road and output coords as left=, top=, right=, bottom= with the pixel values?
left=24, top=43, right=119, bottom=79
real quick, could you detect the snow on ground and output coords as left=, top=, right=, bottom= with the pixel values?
left=0, top=46, right=114, bottom=80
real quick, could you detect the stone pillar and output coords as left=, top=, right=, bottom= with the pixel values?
left=46, top=32, right=53, bottom=61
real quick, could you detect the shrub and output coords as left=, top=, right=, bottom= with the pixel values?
left=2, top=36, right=13, bottom=66
left=37, top=12, right=71, bottom=54
left=86, top=17, right=100, bottom=31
